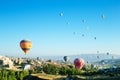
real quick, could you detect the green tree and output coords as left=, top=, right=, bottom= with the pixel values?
left=59, top=67, right=69, bottom=75
left=33, top=67, right=42, bottom=73
left=19, top=72, right=24, bottom=80
left=7, top=70, right=17, bottom=80
left=18, top=70, right=29, bottom=80
left=7, top=75, right=17, bottom=80
left=0, top=69, right=7, bottom=80
left=43, top=64, right=59, bottom=75
left=15, top=71, right=20, bottom=79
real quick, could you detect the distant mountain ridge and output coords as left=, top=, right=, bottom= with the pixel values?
left=42, top=53, right=120, bottom=62
left=69, top=53, right=120, bottom=62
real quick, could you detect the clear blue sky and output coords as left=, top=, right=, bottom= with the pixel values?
left=0, top=0, right=120, bottom=57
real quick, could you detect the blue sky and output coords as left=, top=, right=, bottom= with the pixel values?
left=0, top=0, right=120, bottom=57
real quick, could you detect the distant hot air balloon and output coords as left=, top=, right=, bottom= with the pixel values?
left=107, top=52, right=109, bottom=55
left=101, top=60, right=105, bottom=65
left=20, top=39, right=32, bottom=54
left=86, top=61, right=88, bottom=63
left=82, top=19, right=85, bottom=23
left=37, top=57, right=39, bottom=60
left=94, top=37, right=96, bottom=40
left=101, top=14, right=105, bottom=19
left=97, top=56, right=99, bottom=59
left=74, top=58, right=85, bottom=69
left=73, top=32, right=76, bottom=35
left=59, top=12, right=63, bottom=16
left=112, top=56, right=114, bottom=59
left=82, top=34, right=84, bottom=37
left=67, top=22, right=70, bottom=25
left=97, top=51, right=99, bottom=54
left=63, top=56, right=69, bottom=62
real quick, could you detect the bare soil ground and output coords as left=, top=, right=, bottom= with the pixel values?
left=30, top=73, right=120, bottom=80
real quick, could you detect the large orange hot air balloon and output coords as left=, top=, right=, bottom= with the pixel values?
left=74, top=58, right=85, bottom=69
left=20, top=39, right=32, bottom=54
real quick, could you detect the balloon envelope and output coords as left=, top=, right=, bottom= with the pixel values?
left=60, top=13, right=63, bottom=16
left=73, top=32, right=76, bottom=35
left=107, top=52, right=109, bottom=55
left=97, top=51, right=99, bottom=53
left=101, top=14, right=105, bottom=19
left=82, top=34, right=84, bottom=37
left=67, top=22, right=70, bottom=25
left=82, top=19, right=85, bottom=23
left=94, top=37, right=96, bottom=40
left=63, top=56, right=69, bottom=62
left=74, top=58, right=85, bottom=69
left=97, top=56, right=99, bottom=59
left=20, top=39, right=32, bottom=54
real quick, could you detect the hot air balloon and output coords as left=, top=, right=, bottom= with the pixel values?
left=101, top=14, right=105, bottom=19
left=101, top=60, right=105, bottom=65
left=82, top=19, right=85, bottom=23
left=86, top=61, right=89, bottom=63
left=97, top=51, right=99, bottom=54
left=73, top=32, right=76, bottom=35
left=94, top=37, right=96, bottom=40
left=20, top=39, right=32, bottom=54
left=63, top=56, right=69, bottom=62
left=59, top=12, right=63, bottom=16
left=97, top=56, right=99, bottom=59
left=82, top=34, right=84, bottom=37
left=74, top=58, right=85, bottom=69
left=37, top=57, right=39, bottom=60
left=107, top=52, right=109, bottom=55
left=67, top=22, right=70, bottom=25
left=112, top=56, right=114, bottom=59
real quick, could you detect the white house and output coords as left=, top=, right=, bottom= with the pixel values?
left=23, top=64, right=31, bottom=70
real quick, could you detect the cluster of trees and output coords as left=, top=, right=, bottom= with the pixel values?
left=23, top=64, right=83, bottom=75
left=0, top=69, right=29, bottom=80
left=41, top=64, right=99, bottom=75
left=32, top=64, right=88, bottom=75
left=32, top=64, right=120, bottom=76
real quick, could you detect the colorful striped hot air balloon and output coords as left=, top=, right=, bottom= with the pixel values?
left=20, top=39, right=32, bottom=54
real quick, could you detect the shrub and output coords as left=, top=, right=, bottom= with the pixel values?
left=7, top=75, right=17, bottom=80
left=32, top=66, right=42, bottom=74
left=43, top=64, right=59, bottom=75
left=67, top=68, right=81, bottom=75
left=7, top=70, right=17, bottom=80
left=59, top=66, right=82, bottom=75
left=0, top=69, right=7, bottom=80
left=0, top=69, right=30, bottom=80
left=59, top=67, right=69, bottom=75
